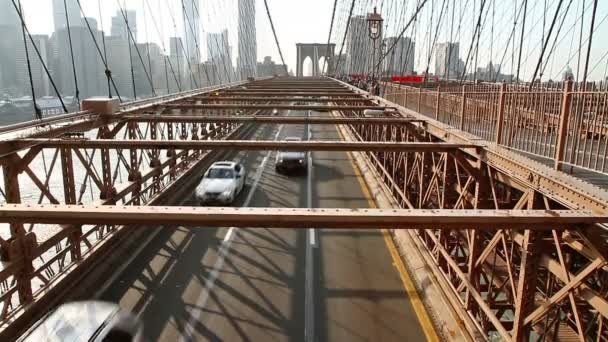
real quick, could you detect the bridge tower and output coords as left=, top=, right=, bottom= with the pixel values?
left=296, top=43, right=335, bottom=77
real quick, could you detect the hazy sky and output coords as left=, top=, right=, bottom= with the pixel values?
left=19, top=0, right=336, bottom=75
left=17, top=0, right=608, bottom=81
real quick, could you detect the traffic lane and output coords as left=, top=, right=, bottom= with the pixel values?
left=97, top=121, right=286, bottom=341
left=311, top=122, right=428, bottom=341
left=183, top=110, right=310, bottom=340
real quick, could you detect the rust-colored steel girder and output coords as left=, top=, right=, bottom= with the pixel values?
left=211, top=92, right=359, bottom=97
left=190, top=96, right=372, bottom=103
left=242, top=86, right=345, bottom=91
left=224, top=88, right=349, bottom=92
left=123, top=115, right=423, bottom=125
left=161, top=104, right=392, bottom=111
left=2, top=140, right=477, bottom=154
left=0, top=204, right=604, bottom=229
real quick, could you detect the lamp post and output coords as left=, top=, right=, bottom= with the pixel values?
left=367, top=7, right=383, bottom=82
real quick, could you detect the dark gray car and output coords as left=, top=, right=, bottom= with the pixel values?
left=275, top=137, right=307, bottom=174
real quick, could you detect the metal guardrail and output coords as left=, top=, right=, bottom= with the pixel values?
left=383, top=81, right=608, bottom=174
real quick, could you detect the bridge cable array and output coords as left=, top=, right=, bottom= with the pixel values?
left=11, top=0, right=68, bottom=117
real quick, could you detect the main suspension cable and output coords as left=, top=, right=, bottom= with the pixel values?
left=263, top=0, right=288, bottom=74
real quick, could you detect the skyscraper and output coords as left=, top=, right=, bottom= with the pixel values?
left=52, top=0, right=82, bottom=32
left=346, top=15, right=379, bottom=75
left=435, top=42, right=460, bottom=79
left=182, top=0, right=200, bottom=64
left=0, top=1, right=21, bottom=95
left=382, top=37, right=415, bottom=76
left=170, top=37, right=184, bottom=58
left=15, top=34, right=51, bottom=97
left=51, top=18, right=105, bottom=99
left=237, top=0, right=256, bottom=79
left=207, top=30, right=233, bottom=82
left=111, top=10, right=137, bottom=41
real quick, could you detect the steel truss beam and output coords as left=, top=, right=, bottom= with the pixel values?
left=213, top=92, right=360, bottom=97
left=189, top=96, right=372, bottom=103
left=123, top=116, right=423, bottom=125
left=3, top=140, right=477, bottom=153
left=160, top=104, right=393, bottom=111
left=0, top=205, right=604, bottom=228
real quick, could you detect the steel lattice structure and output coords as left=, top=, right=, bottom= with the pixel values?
left=0, top=77, right=606, bottom=341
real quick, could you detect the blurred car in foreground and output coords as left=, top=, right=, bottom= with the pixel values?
left=17, top=301, right=143, bottom=342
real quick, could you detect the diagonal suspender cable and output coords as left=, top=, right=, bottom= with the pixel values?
left=322, top=0, right=339, bottom=76
left=116, top=0, right=157, bottom=97
left=74, top=0, right=122, bottom=101
left=16, top=0, right=41, bottom=120
left=263, top=0, right=288, bottom=74
left=374, top=0, right=429, bottom=73
left=334, top=0, right=357, bottom=77
left=63, top=0, right=80, bottom=109
left=11, top=0, right=68, bottom=115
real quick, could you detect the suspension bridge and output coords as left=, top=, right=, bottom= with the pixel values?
left=1, top=0, right=608, bottom=341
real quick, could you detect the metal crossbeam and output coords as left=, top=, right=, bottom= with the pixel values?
left=211, top=92, right=359, bottom=97
left=0, top=205, right=604, bottom=228
left=124, top=115, right=423, bottom=125
left=190, top=96, right=372, bottom=102
left=2, top=140, right=476, bottom=153
left=161, top=104, right=391, bottom=111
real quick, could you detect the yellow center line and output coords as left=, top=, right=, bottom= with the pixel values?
left=336, top=125, right=440, bottom=342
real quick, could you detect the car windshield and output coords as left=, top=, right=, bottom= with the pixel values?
left=207, top=168, right=234, bottom=179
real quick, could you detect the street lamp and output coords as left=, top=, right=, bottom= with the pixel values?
left=367, top=7, right=383, bottom=82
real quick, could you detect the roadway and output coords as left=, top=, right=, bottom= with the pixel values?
left=95, top=109, right=430, bottom=341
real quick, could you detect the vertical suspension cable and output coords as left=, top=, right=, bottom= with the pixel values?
left=322, top=0, right=339, bottom=76
left=95, top=0, right=114, bottom=99
left=515, top=0, right=528, bottom=83
left=142, top=0, right=154, bottom=94
left=334, top=0, right=357, bottom=77
left=64, top=0, right=80, bottom=109
left=16, top=0, right=42, bottom=120
left=581, top=0, right=599, bottom=89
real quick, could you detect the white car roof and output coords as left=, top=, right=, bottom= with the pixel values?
left=18, top=301, right=120, bottom=342
left=211, top=161, right=237, bottom=168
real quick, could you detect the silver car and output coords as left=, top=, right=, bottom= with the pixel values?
left=17, top=301, right=143, bottom=342
left=195, top=161, right=246, bottom=205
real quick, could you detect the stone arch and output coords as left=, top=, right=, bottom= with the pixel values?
left=296, top=43, right=336, bottom=77
left=302, top=56, right=313, bottom=76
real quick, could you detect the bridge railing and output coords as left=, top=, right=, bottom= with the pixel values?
left=383, top=81, right=608, bottom=174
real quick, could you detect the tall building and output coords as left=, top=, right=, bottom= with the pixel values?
left=111, top=10, right=137, bottom=41
left=435, top=42, right=460, bottom=79
left=52, top=0, right=82, bottom=32
left=15, top=34, right=51, bottom=97
left=207, top=30, right=232, bottom=82
left=105, top=35, right=132, bottom=97
left=169, top=37, right=184, bottom=58
left=182, top=0, right=200, bottom=64
left=0, top=1, right=21, bottom=95
left=51, top=18, right=105, bottom=99
left=237, top=0, right=256, bottom=79
left=382, top=37, right=415, bottom=75
left=346, top=15, right=380, bottom=75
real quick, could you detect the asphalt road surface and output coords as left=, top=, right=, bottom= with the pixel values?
left=96, top=109, right=430, bottom=341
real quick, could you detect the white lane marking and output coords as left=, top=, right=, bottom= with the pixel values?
left=181, top=123, right=285, bottom=341
left=305, top=109, right=316, bottom=342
